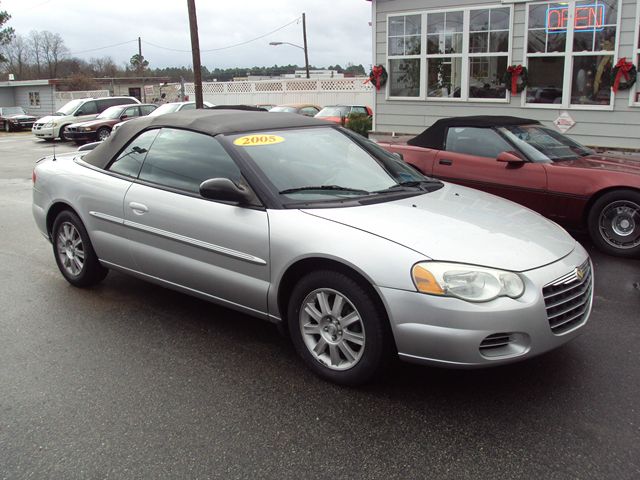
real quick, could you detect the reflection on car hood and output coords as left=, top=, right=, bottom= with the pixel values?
left=35, top=115, right=58, bottom=123
left=68, top=119, right=114, bottom=129
left=559, top=153, right=640, bottom=175
left=4, top=114, right=36, bottom=120
left=301, top=183, right=576, bottom=272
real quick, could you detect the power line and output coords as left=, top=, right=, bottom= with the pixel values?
left=69, top=39, right=138, bottom=56
left=143, top=16, right=301, bottom=54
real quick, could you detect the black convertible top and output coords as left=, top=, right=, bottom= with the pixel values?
left=407, top=115, right=540, bottom=150
left=83, top=109, right=330, bottom=169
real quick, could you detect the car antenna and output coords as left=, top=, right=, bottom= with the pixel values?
left=51, top=85, right=57, bottom=161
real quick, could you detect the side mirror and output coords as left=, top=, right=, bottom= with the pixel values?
left=393, top=151, right=404, bottom=160
left=199, top=178, right=254, bottom=204
left=496, top=151, right=525, bottom=165
left=75, top=110, right=84, bottom=116
left=121, top=114, right=129, bottom=120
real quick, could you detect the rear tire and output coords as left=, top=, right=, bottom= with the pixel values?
left=587, top=189, right=640, bottom=257
left=52, top=210, right=108, bottom=287
left=287, top=270, right=390, bottom=385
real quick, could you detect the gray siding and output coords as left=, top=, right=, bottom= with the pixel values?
left=14, top=85, right=56, bottom=117
left=0, top=88, right=15, bottom=107
left=374, top=0, right=640, bottom=149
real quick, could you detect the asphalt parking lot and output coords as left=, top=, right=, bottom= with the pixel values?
left=1, top=131, right=639, bottom=479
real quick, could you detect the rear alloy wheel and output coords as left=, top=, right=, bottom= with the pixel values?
left=588, top=189, right=640, bottom=257
left=52, top=210, right=108, bottom=287
left=96, top=127, right=111, bottom=141
left=288, top=270, right=390, bottom=385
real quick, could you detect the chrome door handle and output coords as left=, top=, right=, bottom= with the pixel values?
left=128, top=202, right=148, bottom=214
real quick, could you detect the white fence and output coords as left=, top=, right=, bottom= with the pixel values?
left=54, top=90, right=109, bottom=110
left=186, top=78, right=374, bottom=107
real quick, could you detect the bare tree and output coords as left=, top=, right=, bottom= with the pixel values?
left=1, top=34, right=30, bottom=78
left=91, top=56, right=119, bottom=77
left=28, top=30, right=42, bottom=76
left=40, top=31, right=68, bottom=78
left=0, top=3, right=15, bottom=64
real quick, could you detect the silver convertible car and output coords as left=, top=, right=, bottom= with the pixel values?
left=32, top=110, right=593, bottom=385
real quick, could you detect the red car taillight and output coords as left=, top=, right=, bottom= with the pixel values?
left=32, top=169, right=36, bottom=184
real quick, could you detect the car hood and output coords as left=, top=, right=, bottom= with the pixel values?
left=4, top=113, right=36, bottom=120
left=301, top=183, right=576, bottom=272
left=35, top=115, right=60, bottom=123
left=559, top=153, right=640, bottom=175
left=69, top=119, right=115, bottom=129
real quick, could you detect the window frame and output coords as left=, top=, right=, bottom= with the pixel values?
left=522, top=0, right=623, bottom=111
left=385, top=5, right=513, bottom=103
left=28, top=91, right=41, bottom=108
left=630, top=0, right=640, bottom=106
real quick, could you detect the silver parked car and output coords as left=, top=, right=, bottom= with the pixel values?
left=32, top=110, right=593, bottom=385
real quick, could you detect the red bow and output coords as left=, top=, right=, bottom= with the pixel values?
left=612, top=58, right=633, bottom=93
left=507, top=65, right=523, bottom=95
left=370, top=65, right=384, bottom=91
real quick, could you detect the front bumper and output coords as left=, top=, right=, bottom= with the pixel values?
left=381, top=245, right=592, bottom=367
left=32, top=124, right=56, bottom=139
left=65, top=130, right=97, bottom=142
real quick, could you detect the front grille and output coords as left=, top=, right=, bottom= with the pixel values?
left=66, top=127, right=78, bottom=132
left=480, top=333, right=513, bottom=351
left=543, top=259, right=592, bottom=334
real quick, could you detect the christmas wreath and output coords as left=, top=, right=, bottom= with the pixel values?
left=610, top=58, right=637, bottom=93
left=503, top=65, right=528, bottom=94
left=367, top=65, right=388, bottom=91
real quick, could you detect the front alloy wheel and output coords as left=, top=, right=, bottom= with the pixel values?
left=299, top=288, right=366, bottom=371
left=288, top=270, right=390, bottom=385
left=588, top=189, right=640, bottom=257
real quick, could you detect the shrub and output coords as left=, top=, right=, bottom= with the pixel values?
left=345, top=112, right=372, bottom=138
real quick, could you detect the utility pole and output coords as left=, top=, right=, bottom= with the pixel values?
left=138, top=36, right=146, bottom=103
left=187, top=0, right=204, bottom=108
left=302, top=13, right=310, bottom=79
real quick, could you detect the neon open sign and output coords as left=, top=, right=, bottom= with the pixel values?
left=546, top=4, right=606, bottom=33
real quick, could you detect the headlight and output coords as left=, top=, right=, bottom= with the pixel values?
left=43, top=122, right=54, bottom=128
left=411, top=262, right=524, bottom=302
left=82, top=127, right=93, bottom=132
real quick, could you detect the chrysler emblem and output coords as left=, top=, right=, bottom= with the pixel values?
left=575, top=267, right=585, bottom=281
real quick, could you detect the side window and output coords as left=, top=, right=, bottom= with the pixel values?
left=351, top=106, right=367, bottom=115
left=124, top=106, right=139, bottom=118
left=138, top=128, right=243, bottom=194
left=141, top=105, right=156, bottom=115
left=108, top=129, right=160, bottom=178
left=300, top=107, right=319, bottom=116
left=179, top=103, right=195, bottom=111
left=78, top=101, right=97, bottom=115
left=445, top=127, right=513, bottom=158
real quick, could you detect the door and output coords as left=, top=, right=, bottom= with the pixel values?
left=433, top=126, right=549, bottom=215
left=128, top=88, right=142, bottom=101
left=74, top=100, right=98, bottom=123
left=122, top=128, right=270, bottom=316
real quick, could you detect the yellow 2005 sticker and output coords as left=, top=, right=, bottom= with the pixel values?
left=233, top=134, right=284, bottom=147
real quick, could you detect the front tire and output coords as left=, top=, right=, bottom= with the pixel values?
left=4, top=121, right=11, bottom=132
left=587, top=189, right=640, bottom=257
left=287, top=270, right=390, bottom=385
left=96, top=127, right=111, bottom=141
left=52, top=210, right=108, bottom=287
left=58, top=125, right=70, bottom=141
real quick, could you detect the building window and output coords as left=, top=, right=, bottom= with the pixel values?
left=28, top=92, right=40, bottom=107
left=386, top=6, right=512, bottom=102
left=632, top=0, right=640, bottom=105
left=388, top=14, right=422, bottom=97
left=525, top=0, right=619, bottom=109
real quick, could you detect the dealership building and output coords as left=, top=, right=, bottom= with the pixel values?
left=369, top=0, right=640, bottom=149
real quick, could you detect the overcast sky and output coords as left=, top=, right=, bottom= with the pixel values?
left=2, top=0, right=373, bottom=71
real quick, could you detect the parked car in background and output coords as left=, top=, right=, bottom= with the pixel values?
left=33, top=109, right=592, bottom=385
left=111, top=100, right=215, bottom=134
left=0, top=106, right=37, bottom=132
left=32, top=96, right=141, bottom=141
left=270, top=103, right=321, bottom=117
left=65, top=104, right=157, bottom=143
left=315, top=105, right=372, bottom=125
left=378, top=116, right=640, bottom=257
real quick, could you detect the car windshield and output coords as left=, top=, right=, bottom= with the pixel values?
left=229, top=127, right=432, bottom=203
left=56, top=99, right=85, bottom=116
left=270, top=106, right=297, bottom=113
left=1, top=107, right=26, bottom=115
left=316, top=106, right=349, bottom=117
left=499, top=125, right=594, bottom=162
left=97, top=106, right=126, bottom=120
left=149, top=103, right=181, bottom=116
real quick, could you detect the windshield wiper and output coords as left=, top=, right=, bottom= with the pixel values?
left=374, top=179, right=442, bottom=193
left=279, top=185, right=371, bottom=195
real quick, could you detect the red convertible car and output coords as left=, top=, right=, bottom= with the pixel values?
left=378, top=116, right=640, bottom=257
